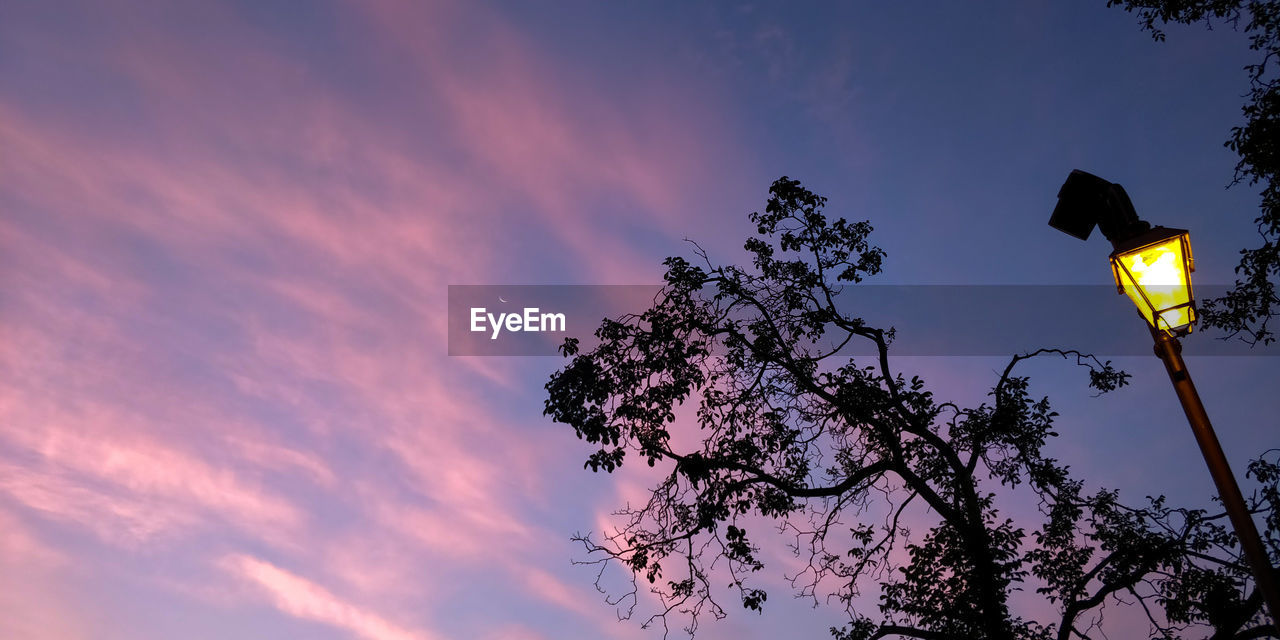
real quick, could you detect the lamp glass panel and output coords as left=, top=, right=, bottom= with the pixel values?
left=1111, top=234, right=1194, bottom=332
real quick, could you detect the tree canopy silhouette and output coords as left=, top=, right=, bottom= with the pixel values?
left=544, top=178, right=1280, bottom=639
left=1110, top=0, right=1280, bottom=346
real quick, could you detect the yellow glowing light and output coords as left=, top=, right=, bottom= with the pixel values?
left=1110, top=229, right=1195, bottom=334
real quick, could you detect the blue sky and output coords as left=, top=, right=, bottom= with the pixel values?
left=1, top=1, right=1276, bottom=638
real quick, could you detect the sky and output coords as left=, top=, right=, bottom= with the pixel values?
left=2, top=1, right=1278, bottom=639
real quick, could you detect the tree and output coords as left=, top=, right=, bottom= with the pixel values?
left=1109, top=0, right=1280, bottom=346
left=544, top=178, right=1280, bottom=639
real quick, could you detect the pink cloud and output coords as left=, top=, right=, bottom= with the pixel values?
left=0, top=420, right=304, bottom=547
left=0, top=0, right=743, bottom=636
left=223, top=553, right=438, bottom=640
left=354, top=0, right=729, bottom=282
left=0, top=506, right=66, bottom=568
left=515, top=566, right=601, bottom=619
left=480, top=624, right=551, bottom=640
left=0, top=507, right=89, bottom=640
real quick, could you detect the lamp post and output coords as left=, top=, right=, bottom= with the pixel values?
left=1050, top=169, right=1280, bottom=628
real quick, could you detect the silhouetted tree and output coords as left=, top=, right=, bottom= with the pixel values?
left=545, top=178, right=1280, bottom=639
left=1110, top=0, right=1280, bottom=345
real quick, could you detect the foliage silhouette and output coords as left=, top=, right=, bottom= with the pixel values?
left=545, top=178, right=1280, bottom=639
left=1110, top=0, right=1280, bottom=346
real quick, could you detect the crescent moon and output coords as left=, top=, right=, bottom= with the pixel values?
left=498, top=296, right=508, bottom=303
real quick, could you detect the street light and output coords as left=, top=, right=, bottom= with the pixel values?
left=1109, top=226, right=1195, bottom=335
left=1050, top=169, right=1280, bottom=627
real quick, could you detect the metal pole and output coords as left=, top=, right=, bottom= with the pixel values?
left=1151, top=329, right=1280, bottom=627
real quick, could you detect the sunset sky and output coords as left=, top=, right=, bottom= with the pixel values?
left=2, top=1, right=1278, bottom=639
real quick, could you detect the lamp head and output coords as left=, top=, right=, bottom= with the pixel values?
left=1109, top=226, right=1196, bottom=335
left=1049, top=169, right=1150, bottom=246
left=1048, top=171, right=1198, bottom=335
